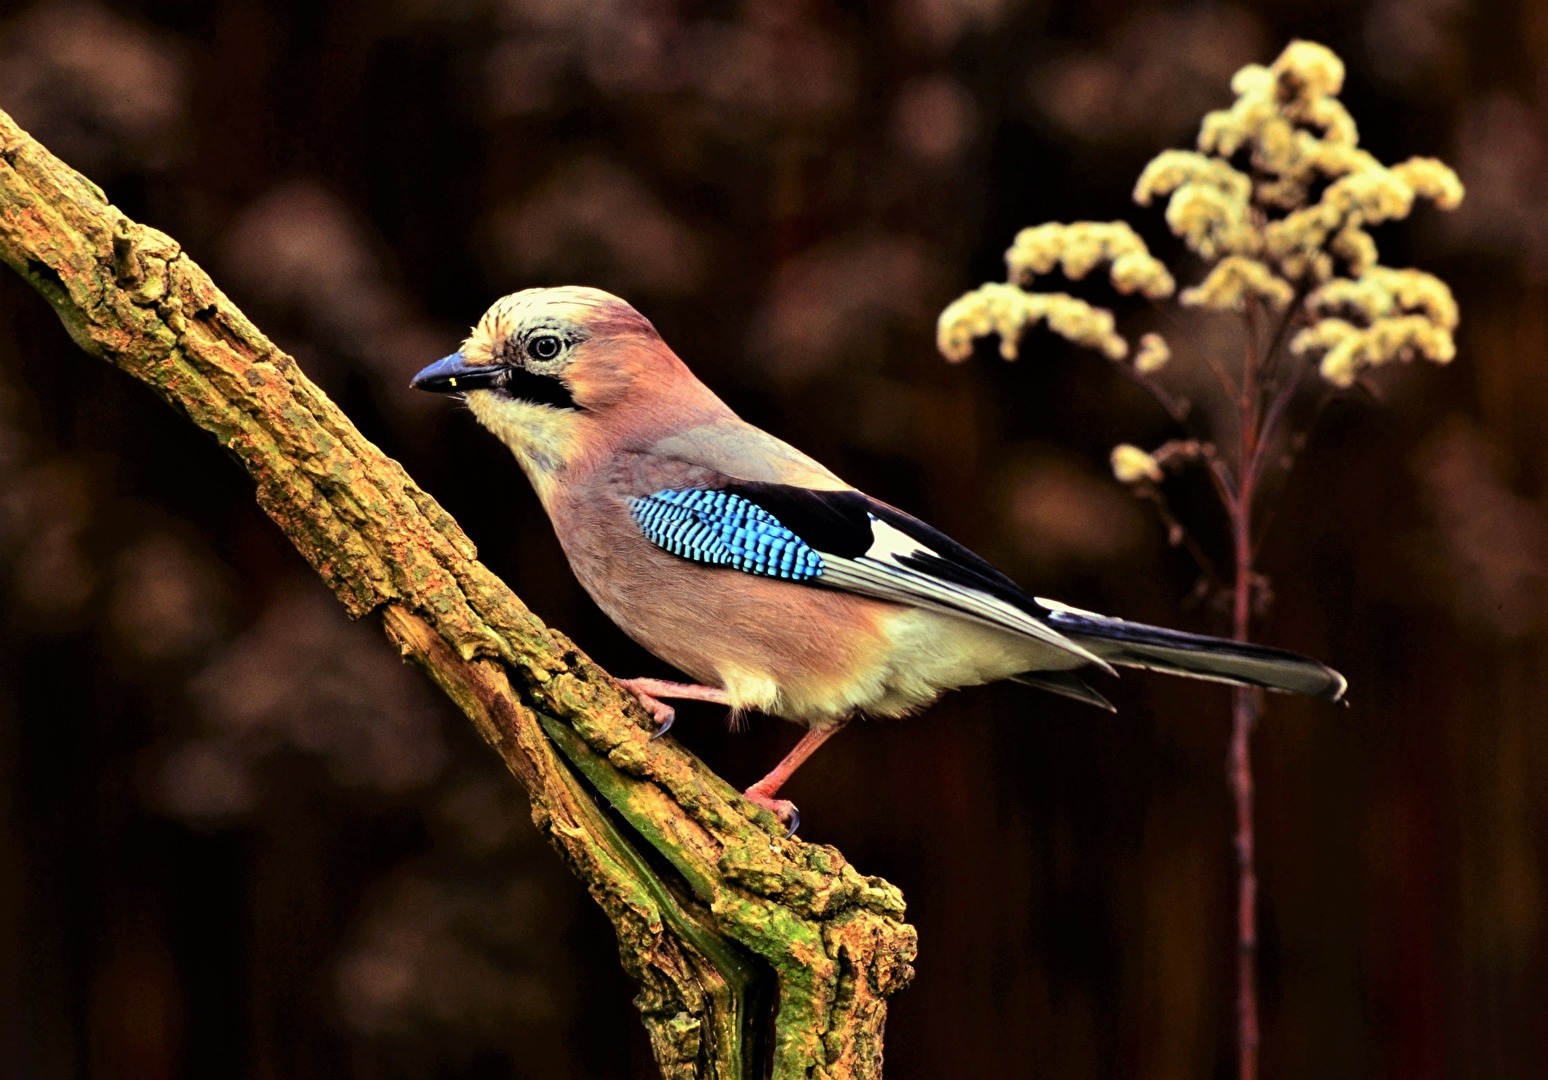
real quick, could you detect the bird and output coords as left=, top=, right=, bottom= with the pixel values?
left=411, top=286, right=1346, bottom=832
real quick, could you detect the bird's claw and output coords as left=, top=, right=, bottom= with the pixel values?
left=743, top=788, right=800, bottom=837
left=619, top=681, right=676, bottom=740
left=648, top=707, right=674, bottom=741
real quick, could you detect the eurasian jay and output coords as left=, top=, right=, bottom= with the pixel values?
left=412, top=287, right=1345, bottom=831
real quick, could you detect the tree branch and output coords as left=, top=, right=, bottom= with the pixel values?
left=0, top=106, right=915, bottom=1080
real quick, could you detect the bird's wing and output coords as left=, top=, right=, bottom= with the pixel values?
left=627, top=480, right=1114, bottom=672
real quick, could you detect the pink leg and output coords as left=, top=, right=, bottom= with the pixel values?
left=616, top=678, right=731, bottom=740
left=743, top=722, right=848, bottom=836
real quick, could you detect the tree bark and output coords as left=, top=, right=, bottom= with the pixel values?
left=0, top=106, right=915, bottom=1080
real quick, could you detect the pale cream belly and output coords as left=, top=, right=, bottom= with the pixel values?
left=850, top=607, right=1083, bottom=718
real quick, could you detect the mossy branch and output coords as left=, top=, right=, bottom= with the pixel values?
left=0, top=106, right=915, bottom=1080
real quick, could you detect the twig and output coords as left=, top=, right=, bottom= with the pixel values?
left=0, top=105, right=916, bottom=1080
left=1135, top=484, right=1228, bottom=593
left=1117, top=358, right=1192, bottom=426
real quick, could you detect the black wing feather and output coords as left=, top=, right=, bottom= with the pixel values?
left=720, top=482, right=876, bottom=557
left=724, top=483, right=1050, bottom=612
left=714, top=483, right=1110, bottom=667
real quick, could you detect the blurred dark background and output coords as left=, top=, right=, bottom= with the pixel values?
left=0, top=0, right=1541, bottom=1077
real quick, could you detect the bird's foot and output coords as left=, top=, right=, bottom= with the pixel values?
left=617, top=678, right=731, bottom=740
left=737, top=724, right=846, bottom=837
left=616, top=680, right=677, bottom=739
left=743, top=784, right=800, bottom=837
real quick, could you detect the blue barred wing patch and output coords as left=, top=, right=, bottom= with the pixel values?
left=629, top=488, right=825, bottom=581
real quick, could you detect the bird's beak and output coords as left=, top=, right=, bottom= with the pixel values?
left=410, top=351, right=505, bottom=393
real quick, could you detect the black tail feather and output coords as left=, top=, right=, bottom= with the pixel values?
left=1038, top=601, right=1347, bottom=701
left=1010, top=670, right=1116, bottom=711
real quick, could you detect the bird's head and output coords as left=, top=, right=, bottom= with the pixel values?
left=412, top=286, right=727, bottom=498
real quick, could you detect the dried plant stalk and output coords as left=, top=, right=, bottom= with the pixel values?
left=938, top=40, right=1462, bottom=1080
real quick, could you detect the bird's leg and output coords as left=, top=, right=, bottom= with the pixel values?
left=616, top=678, right=731, bottom=740
left=743, top=721, right=847, bottom=836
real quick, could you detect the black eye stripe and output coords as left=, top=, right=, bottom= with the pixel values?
left=497, top=368, right=581, bottom=411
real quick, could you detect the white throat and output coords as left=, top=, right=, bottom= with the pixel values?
left=465, top=391, right=582, bottom=504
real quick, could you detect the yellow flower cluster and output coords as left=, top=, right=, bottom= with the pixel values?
left=1133, top=332, right=1171, bottom=374
left=937, top=282, right=1128, bottom=362
left=1134, top=40, right=1463, bottom=298
left=1170, top=41, right=1460, bottom=293
left=1263, top=159, right=1449, bottom=281
left=1110, top=444, right=1164, bottom=484
left=937, top=222, right=1171, bottom=363
left=1391, top=158, right=1465, bottom=210
left=936, top=39, right=1463, bottom=391
left=1307, top=267, right=1459, bottom=330
left=1293, top=268, right=1459, bottom=386
left=1198, top=42, right=1356, bottom=204
left=1006, top=222, right=1176, bottom=299
left=1180, top=256, right=1295, bottom=312
left=1133, top=151, right=1258, bottom=260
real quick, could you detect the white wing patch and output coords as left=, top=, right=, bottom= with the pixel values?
left=863, top=518, right=925, bottom=562
left=815, top=516, right=1114, bottom=673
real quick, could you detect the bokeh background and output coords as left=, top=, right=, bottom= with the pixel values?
left=0, top=0, right=1540, bottom=1077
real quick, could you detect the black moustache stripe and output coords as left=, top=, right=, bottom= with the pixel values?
left=499, top=368, right=581, bottom=410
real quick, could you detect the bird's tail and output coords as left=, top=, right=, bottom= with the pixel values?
left=1038, top=599, right=1348, bottom=702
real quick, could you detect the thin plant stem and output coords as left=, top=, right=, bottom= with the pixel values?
left=1122, top=362, right=1192, bottom=427
left=1257, top=288, right=1311, bottom=390
left=1230, top=506, right=1261, bottom=1080
left=1113, top=278, right=1315, bottom=1080
left=1248, top=364, right=1308, bottom=488
left=1125, top=316, right=1263, bottom=1080
left=1202, top=339, right=1245, bottom=403
left=1246, top=304, right=1312, bottom=490
left=1231, top=683, right=1262, bottom=1080
left=1232, top=307, right=1263, bottom=1080
left=1136, top=485, right=1228, bottom=594
left=1251, top=384, right=1339, bottom=560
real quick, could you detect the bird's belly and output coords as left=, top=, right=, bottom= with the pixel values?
left=859, top=607, right=1079, bottom=716
left=563, top=527, right=1067, bottom=725
left=576, top=551, right=904, bottom=723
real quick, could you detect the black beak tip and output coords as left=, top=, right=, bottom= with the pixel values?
left=408, top=368, right=441, bottom=392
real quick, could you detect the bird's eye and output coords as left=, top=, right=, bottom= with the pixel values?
left=529, top=334, right=562, bottom=361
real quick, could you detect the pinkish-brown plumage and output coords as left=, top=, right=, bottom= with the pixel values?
left=412, top=286, right=1346, bottom=828
left=454, top=289, right=1068, bottom=722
